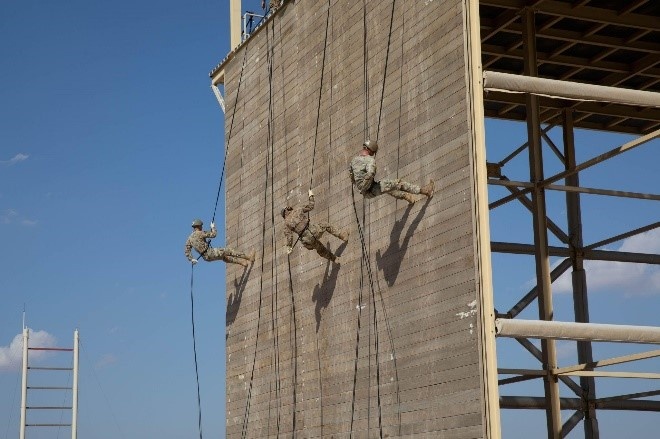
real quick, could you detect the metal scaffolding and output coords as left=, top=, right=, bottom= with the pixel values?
left=481, top=3, right=660, bottom=438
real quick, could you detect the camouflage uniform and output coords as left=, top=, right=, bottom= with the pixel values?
left=349, top=154, right=421, bottom=200
left=284, top=195, right=346, bottom=262
left=184, top=229, right=252, bottom=265
left=270, top=0, right=281, bottom=10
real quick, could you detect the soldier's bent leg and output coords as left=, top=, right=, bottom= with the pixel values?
left=223, top=247, right=255, bottom=262
left=313, top=240, right=337, bottom=262
left=380, top=178, right=421, bottom=195
left=315, top=222, right=349, bottom=242
left=223, top=255, right=250, bottom=267
left=307, top=223, right=326, bottom=241
left=203, top=247, right=226, bottom=262
left=387, top=189, right=416, bottom=204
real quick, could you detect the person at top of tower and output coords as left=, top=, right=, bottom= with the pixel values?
left=349, top=140, right=434, bottom=204
left=184, top=219, right=255, bottom=267
left=282, top=190, right=349, bottom=264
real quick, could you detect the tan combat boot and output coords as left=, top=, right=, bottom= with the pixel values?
left=238, top=259, right=250, bottom=267
left=420, top=179, right=435, bottom=198
left=337, top=230, right=350, bottom=242
left=248, top=250, right=256, bottom=262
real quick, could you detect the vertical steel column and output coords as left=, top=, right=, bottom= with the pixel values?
left=19, top=328, right=29, bottom=439
left=71, top=330, right=80, bottom=439
left=522, top=8, right=562, bottom=438
left=563, top=109, right=599, bottom=438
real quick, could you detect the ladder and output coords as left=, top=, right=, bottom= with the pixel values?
left=19, top=328, right=79, bottom=439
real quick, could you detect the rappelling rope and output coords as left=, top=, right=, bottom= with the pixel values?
left=265, top=20, right=284, bottom=436
left=277, top=11, right=301, bottom=435
left=240, top=31, right=277, bottom=436
left=349, top=0, right=402, bottom=434
left=309, top=0, right=332, bottom=191
left=375, top=0, right=398, bottom=141
left=349, top=186, right=383, bottom=438
left=362, top=0, right=370, bottom=140
left=187, top=41, right=251, bottom=439
left=240, top=127, right=271, bottom=439
left=211, top=45, right=250, bottom=224
left=289, top=0, right=332, bottom=253
left=189, top=265, right=204, bottom=439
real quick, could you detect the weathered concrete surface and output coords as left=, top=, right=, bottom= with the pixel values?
left=222, top=0, right=490, bottom=437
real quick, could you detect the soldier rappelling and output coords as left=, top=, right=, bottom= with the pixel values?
left=282, top=190, right=349, bottom=264
left=184, top=219, right=255, bottom=267
left=349, top=140, right=434, bottom=203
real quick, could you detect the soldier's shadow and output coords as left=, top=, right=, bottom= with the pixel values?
left=312, top=240, right=348, bottom=333
left=376, top=199, right=430, bottom=287
left=226, top=264, right=253, bottom=337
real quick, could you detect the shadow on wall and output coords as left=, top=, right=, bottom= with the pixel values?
left=226, top=264, right=253, bottom=334
left=312, top=240, right=349, bottom=332
left=376, top=199, right=430, bottom=287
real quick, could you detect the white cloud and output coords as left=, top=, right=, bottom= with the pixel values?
left=96, top=354, right=117, bottom=369
left=1, top=209, right=18, bottom=224
left=1, top=153, right=29, bottom=166
left=553, top=229, right=660, bottom=296
left=0, top=329, right=57, bottom=372
left=1, top=209, right=37, bottom=226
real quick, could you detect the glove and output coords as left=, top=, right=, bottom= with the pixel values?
left=286, top=246, right=293, bottom=255
left=191, top=259, right=198, bottom=265
left=308, top=189, right=314, bottom=197
left=210, top=222, right=216, bottom=229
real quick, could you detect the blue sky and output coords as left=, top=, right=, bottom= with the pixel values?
left=1, top=1, right=658, bottom=438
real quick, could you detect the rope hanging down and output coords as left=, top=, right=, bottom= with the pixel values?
left=290, top=0, right=332, bottom=253
left=349, top=1, right=401, bottom=436
left=189, top=265, right=204, bottom=439
left=211, top=46, right=250, bottom=223
left=309, top=0, right=332, bottom=191
left=187, top=42, right=251, bottom=439
left=241, top=21, right=278, bottom=437
left=266, top=21, right=284, bottom=436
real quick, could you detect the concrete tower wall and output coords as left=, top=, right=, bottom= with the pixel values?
left=222, top=0, right=493, bottom=437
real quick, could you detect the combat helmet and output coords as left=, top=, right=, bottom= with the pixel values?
left=363, top=139, right=378, bottom=153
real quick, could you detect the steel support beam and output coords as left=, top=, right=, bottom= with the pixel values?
left=489, top=179, right=660, bottom=201
left=500, top=396, right=660, bottom=411
left=522, top=10, right=561, bottom=437
left=491, top=241, right=660, bottom=265
left=506, top=258, right=571, bottom=319
left=488, top=129, right=660, bottom=208
left=563, top=109, right=598, bottom=438
left=515, top=337, right=584, bottom=396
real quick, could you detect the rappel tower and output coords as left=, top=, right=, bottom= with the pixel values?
left=209, top=1, right=660, bottom=438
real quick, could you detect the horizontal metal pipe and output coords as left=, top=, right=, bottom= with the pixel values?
left=483, top=71, right=660, bottom=107
left=500, top=396, right=660, bottom=411
left=495, top=319, right=660, bottom=344
left=491, top=241, right=660, bottom=264
left=489, top=178, right=660, bottom=201
left=500, top=396, right=582, bottom=410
